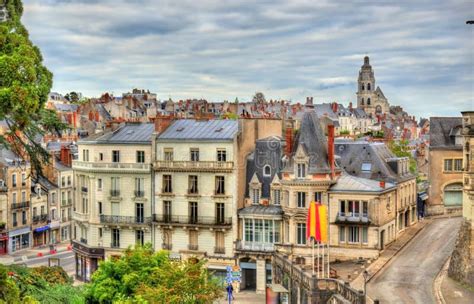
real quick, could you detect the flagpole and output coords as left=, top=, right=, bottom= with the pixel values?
left=317, top=241, right=320, bottom=278
left=312, top=237, right=315, bottom=276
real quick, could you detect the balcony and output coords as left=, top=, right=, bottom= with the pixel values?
left=236, top=240, right=275, bottom=252
left=100, top=215, right=152, bottom=226
left=188, top=244, right=199, bottom=251
left=162, top=243, right=172, bottom=250
left=154, top=214, right=232, bottom=228
left=335, top=212, right=370, bottom=225
left=134, top=190, right=145, bottom=198
left=11, top=201, right=30, bottom=210
left=154, top=161, right=234, bottom=172
left=32, top=214, right=49, bottom=225
left=110, top=190, right=121, bottom=197
left=73, top=160, right=150, bottom=173
left=72, top=211, right=89, bottom=222
left=214, top=247, right=225, bottom=254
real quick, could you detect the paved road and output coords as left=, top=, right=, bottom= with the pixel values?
left=14, top=251, right=75, bottom=276
left=367, top=217, right=462, bottom=304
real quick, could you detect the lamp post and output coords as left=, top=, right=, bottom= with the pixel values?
left=363, top=270, right=369, bottom=298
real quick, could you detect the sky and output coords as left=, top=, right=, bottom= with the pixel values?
left=22, top=0, right=473, bottom=118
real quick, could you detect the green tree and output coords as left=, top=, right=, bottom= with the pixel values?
left=0, top=0, right=67, bottom=175
left=85, top=244, right=222, bottom=304
left=0, top=264, right=21, bottom=304
left=64, top=92, right=80, bottom=103
left=389, top=139, right=417, bottom=174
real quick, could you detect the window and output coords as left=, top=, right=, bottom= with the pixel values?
left=111, top=177, right=120, bottom=196
left=163, top=175, right=172, bottom=193
left=263, top=165, right=271, bottom=176
left=189, top=202, right=198, bottom=224
left=362, top=201, right=368, bottom=216
left=273, top=189, right=281, bottom=205
left=252, top=188, right=260, bottom=204
left=22, top=211, right=27, bottom=225
left=454, top=159, right=463, bottom=171
left=297, top=223, right=306, bottom=245
left=215, top=231, right=225, bottom=253
left=297, top=163, right=306, bottom=178
left=188, top=175, right=198, bottom=194
left=99, top=153, right=103, bottom=161
left=189, top=230, right=198, bottom=250
left=98, top=178, right=103, bottom=190
left=361, top=84, right=365, bottom=91
left=254, top=219, right=263, bottom=242
left=112, top=229, right=120, bottom=248
left=367, top=98, right=371, bottom=105
left=12, top=192, right=17, bottom=204
left=112, top=150, right=120, bottom=163
left=164, top=148, right=173, bottom=161
left=216, top=203, right=225, bottom=224
left=215, top=176, right=225, bottom=195
left=33, top=207, right=37, bottom=217
left=21, top=191, right=26, bottom=203
left=361, top=98, right=364, bottom=105
left=136, top=230, right=144, bottom=246
left=361, top=163, right=372, bottom=172
left=362, top=227, right=368, bottom=244
left=367, top=83, right=371, bottom=91
left=348, top=226, right=360, bottom=243
left=163, top=201, right=172, bottom=222
left=297, top=192, right=306, bottom=208
left=62, top=177, right=66, bottom=187
left=21, top=173, right=26, bottom=186
left=136, top=203, right=144, bottom=223
left=190, top=148, right=199, bottom=162
left=67, top=176, right=71, bottom=186
left=135, top=178, right=144, bottom=197
left=217, top=149, right=227, bottom=162
left=444, top=159, right=453, bottom=171
left=13, top=212, right=17, bottom=227
left=82, top=149, right=89, bottom=161
left=98, top=202, right=103, bottom=215
left=339, top=200, right=346, bottom=215
left=244, top=219, right=253, bottom=242
left=339, top=227, right=345, bottom=242
left=41, top=206, right=45, bottom=215
left=98, top=228, right=103, bottom=238
left=12, top=174, right=16, bottom=187
left=314, top=192, right=322, bottom=203
left=136, top=151, right=145, bottom=163
left=348, top=201, right=360, bottom=216
left=51, top=209, right=56, bottom=220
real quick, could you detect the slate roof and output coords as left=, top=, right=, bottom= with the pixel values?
left=353, top=108, right=368, bottom=119
left=375, top=87, right=386, bottom=99
left=429, top=117, right=462, bottom=149
left=80, top=123, right=154, bottom=144
left=330, top=173, right=396, bottom=193
left=335, top=140, right=413, bottom=183
left=54, top=103, right=79, bottom=112
left=37, top=176, right=58, bottom=190
left=158, top=119, right=238, bottom=141
left=238, top=205, right=283, bottom=218
left=55, top=159, right=71, bottom=171
left=284, top=111, right=331, bottom=174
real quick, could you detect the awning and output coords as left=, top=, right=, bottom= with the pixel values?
left=34, top=225, right=50, bottom=233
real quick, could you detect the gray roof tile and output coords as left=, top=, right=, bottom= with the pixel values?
left=158, top=119, right=238, bottom=141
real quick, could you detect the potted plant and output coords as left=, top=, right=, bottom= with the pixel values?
left=0, top=221, right=6, bottom=230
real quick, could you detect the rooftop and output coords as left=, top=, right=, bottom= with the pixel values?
left=158, top=119, right=238, bottom=141
left=80, top=123, right=154, bottom=144
left=429, top=117, right=462, bottom=149
left=330, top=173, right=396, bottom=193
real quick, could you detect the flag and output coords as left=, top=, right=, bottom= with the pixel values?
left=306, top=201, right=328, bottom=243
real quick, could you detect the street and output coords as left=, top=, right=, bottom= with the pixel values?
left=367, top=217, right=462, bottom=304
left=14, top=251, right=75, bottom=276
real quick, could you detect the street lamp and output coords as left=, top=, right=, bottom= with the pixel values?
left=363, top=270, right=369, bottom=297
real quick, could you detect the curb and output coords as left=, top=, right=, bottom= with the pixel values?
left=434, top=257, right=449, bottom=304
left=366, top=219, right=431, bottom=283
left=12, top=246, right=72, bottom=263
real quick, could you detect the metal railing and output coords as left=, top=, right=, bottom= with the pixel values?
left=110, top=242, right=120, bottom=249
left=100, top=215, right=152, bottom=225
left=214, top=247, right=225, bottom=254
left=73, top=160, right=150, bottom=171
left=155, top=161, right=234, bottom=171
left=336, top=212, right=370, bottom=224
left=188, top=244, right=199, bottom=251
left=134, top=190, right=145, bottom=198
left=32, top=214, right=49, bottom=224
left=110, top=190, right=120, bottom=197
left=11, top=201, right=30, bottom=209
left=153, top=214, right=232, bottom=226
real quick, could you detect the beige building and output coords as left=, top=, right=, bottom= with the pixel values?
left=30, top=182, right=49, bottom=247
left=329, top=174, right=397, bottom=260
left=153, top=119, right=239, bottom=280
left=72, top=123, right=154, bottom=281
left=427, top=117, right=464, bottom=215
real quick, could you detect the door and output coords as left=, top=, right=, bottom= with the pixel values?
left=380, top=230, right=385, bottom=250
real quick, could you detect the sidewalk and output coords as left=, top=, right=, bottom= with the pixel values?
left=435, top=258, right=474, bottom=304
left=350, top=218, right=431, bottom=293
left=0, top=242, right=72, bottom=265
left=215, top=290, right=265, bottom=304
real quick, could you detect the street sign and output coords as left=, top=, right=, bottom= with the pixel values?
left=226, top=265, right=241, bottom=283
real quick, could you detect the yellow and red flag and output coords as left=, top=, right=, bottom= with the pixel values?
left=306, top=202, right=328, bottom=243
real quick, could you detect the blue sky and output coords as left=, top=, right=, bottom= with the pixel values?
left=23, top=0, right=473, bottom=118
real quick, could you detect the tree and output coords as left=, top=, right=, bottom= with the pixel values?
left=389, top=139, right=417, bottom=174
left=64, top=92, right=80, bottom=103
left=0, top=264, right=21, bottom=304
left=85, top=244, right=222, bottom=304
left=0, top=0, right=66, bottom=175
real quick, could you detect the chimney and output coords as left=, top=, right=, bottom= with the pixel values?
left=349, top=102, right=353, bottom=111
left=306, top=97, right=314, bottom=107
left=379, top=180, right=386, bottom=189
left=285, top=124, right=294, bottom=158
left=327, top=125, right=335, bottom=179
left=154, top=114, right=174, bottom=133
left=332, top=102, right=338, bottom=113
left=60, top=146, right=72, bottom=167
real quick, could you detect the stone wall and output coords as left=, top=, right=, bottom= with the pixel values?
left=448, top=219, right=474, bottom=286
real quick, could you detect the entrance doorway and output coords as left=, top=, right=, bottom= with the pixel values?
left=240, top=258, right=256, bottom=291
left=404, top=211, right=409, bottom=227
left=380, top=230, right=385, bottom=250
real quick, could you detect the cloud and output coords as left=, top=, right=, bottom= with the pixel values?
left=21, top=0, right=473, bottom=117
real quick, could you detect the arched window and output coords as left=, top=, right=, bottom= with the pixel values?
left=367, top=83, right=371, bottom=91
left=361, top=98, right=364, bottom=105
left=263, top=165, right=271, bottom=177
left=367, top=98, right=371, bottom=105
left=361, top=84, right=365, bottom=91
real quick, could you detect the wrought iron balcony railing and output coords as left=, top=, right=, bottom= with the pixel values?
left=100, top=215, right=152, bottom=225
left=153, top=214, right=232, bottom=226
left=11, top=201, right=30, bottom=210
left=110, top=190, right=120, bottom=197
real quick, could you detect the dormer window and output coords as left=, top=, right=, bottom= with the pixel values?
left=252, top=188, right=260, bottom=205
left=297, top=163, right=306, bottom=178
left=263, top=165, right=271, bottom=177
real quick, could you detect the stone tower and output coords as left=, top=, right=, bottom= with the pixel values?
left=357, top=56, right=375, bottom=110
left=356, top=56, right=390, bottom=116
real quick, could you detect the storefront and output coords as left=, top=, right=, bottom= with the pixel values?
left=0, top=232, right=8, bottom=255
left=72, top=240, right=104, bottom=282
left=9, top=226, right=31, bottom=253
left=33, top=225, right=50, bottom=247
left=49, top=220, right=61, bottom=244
